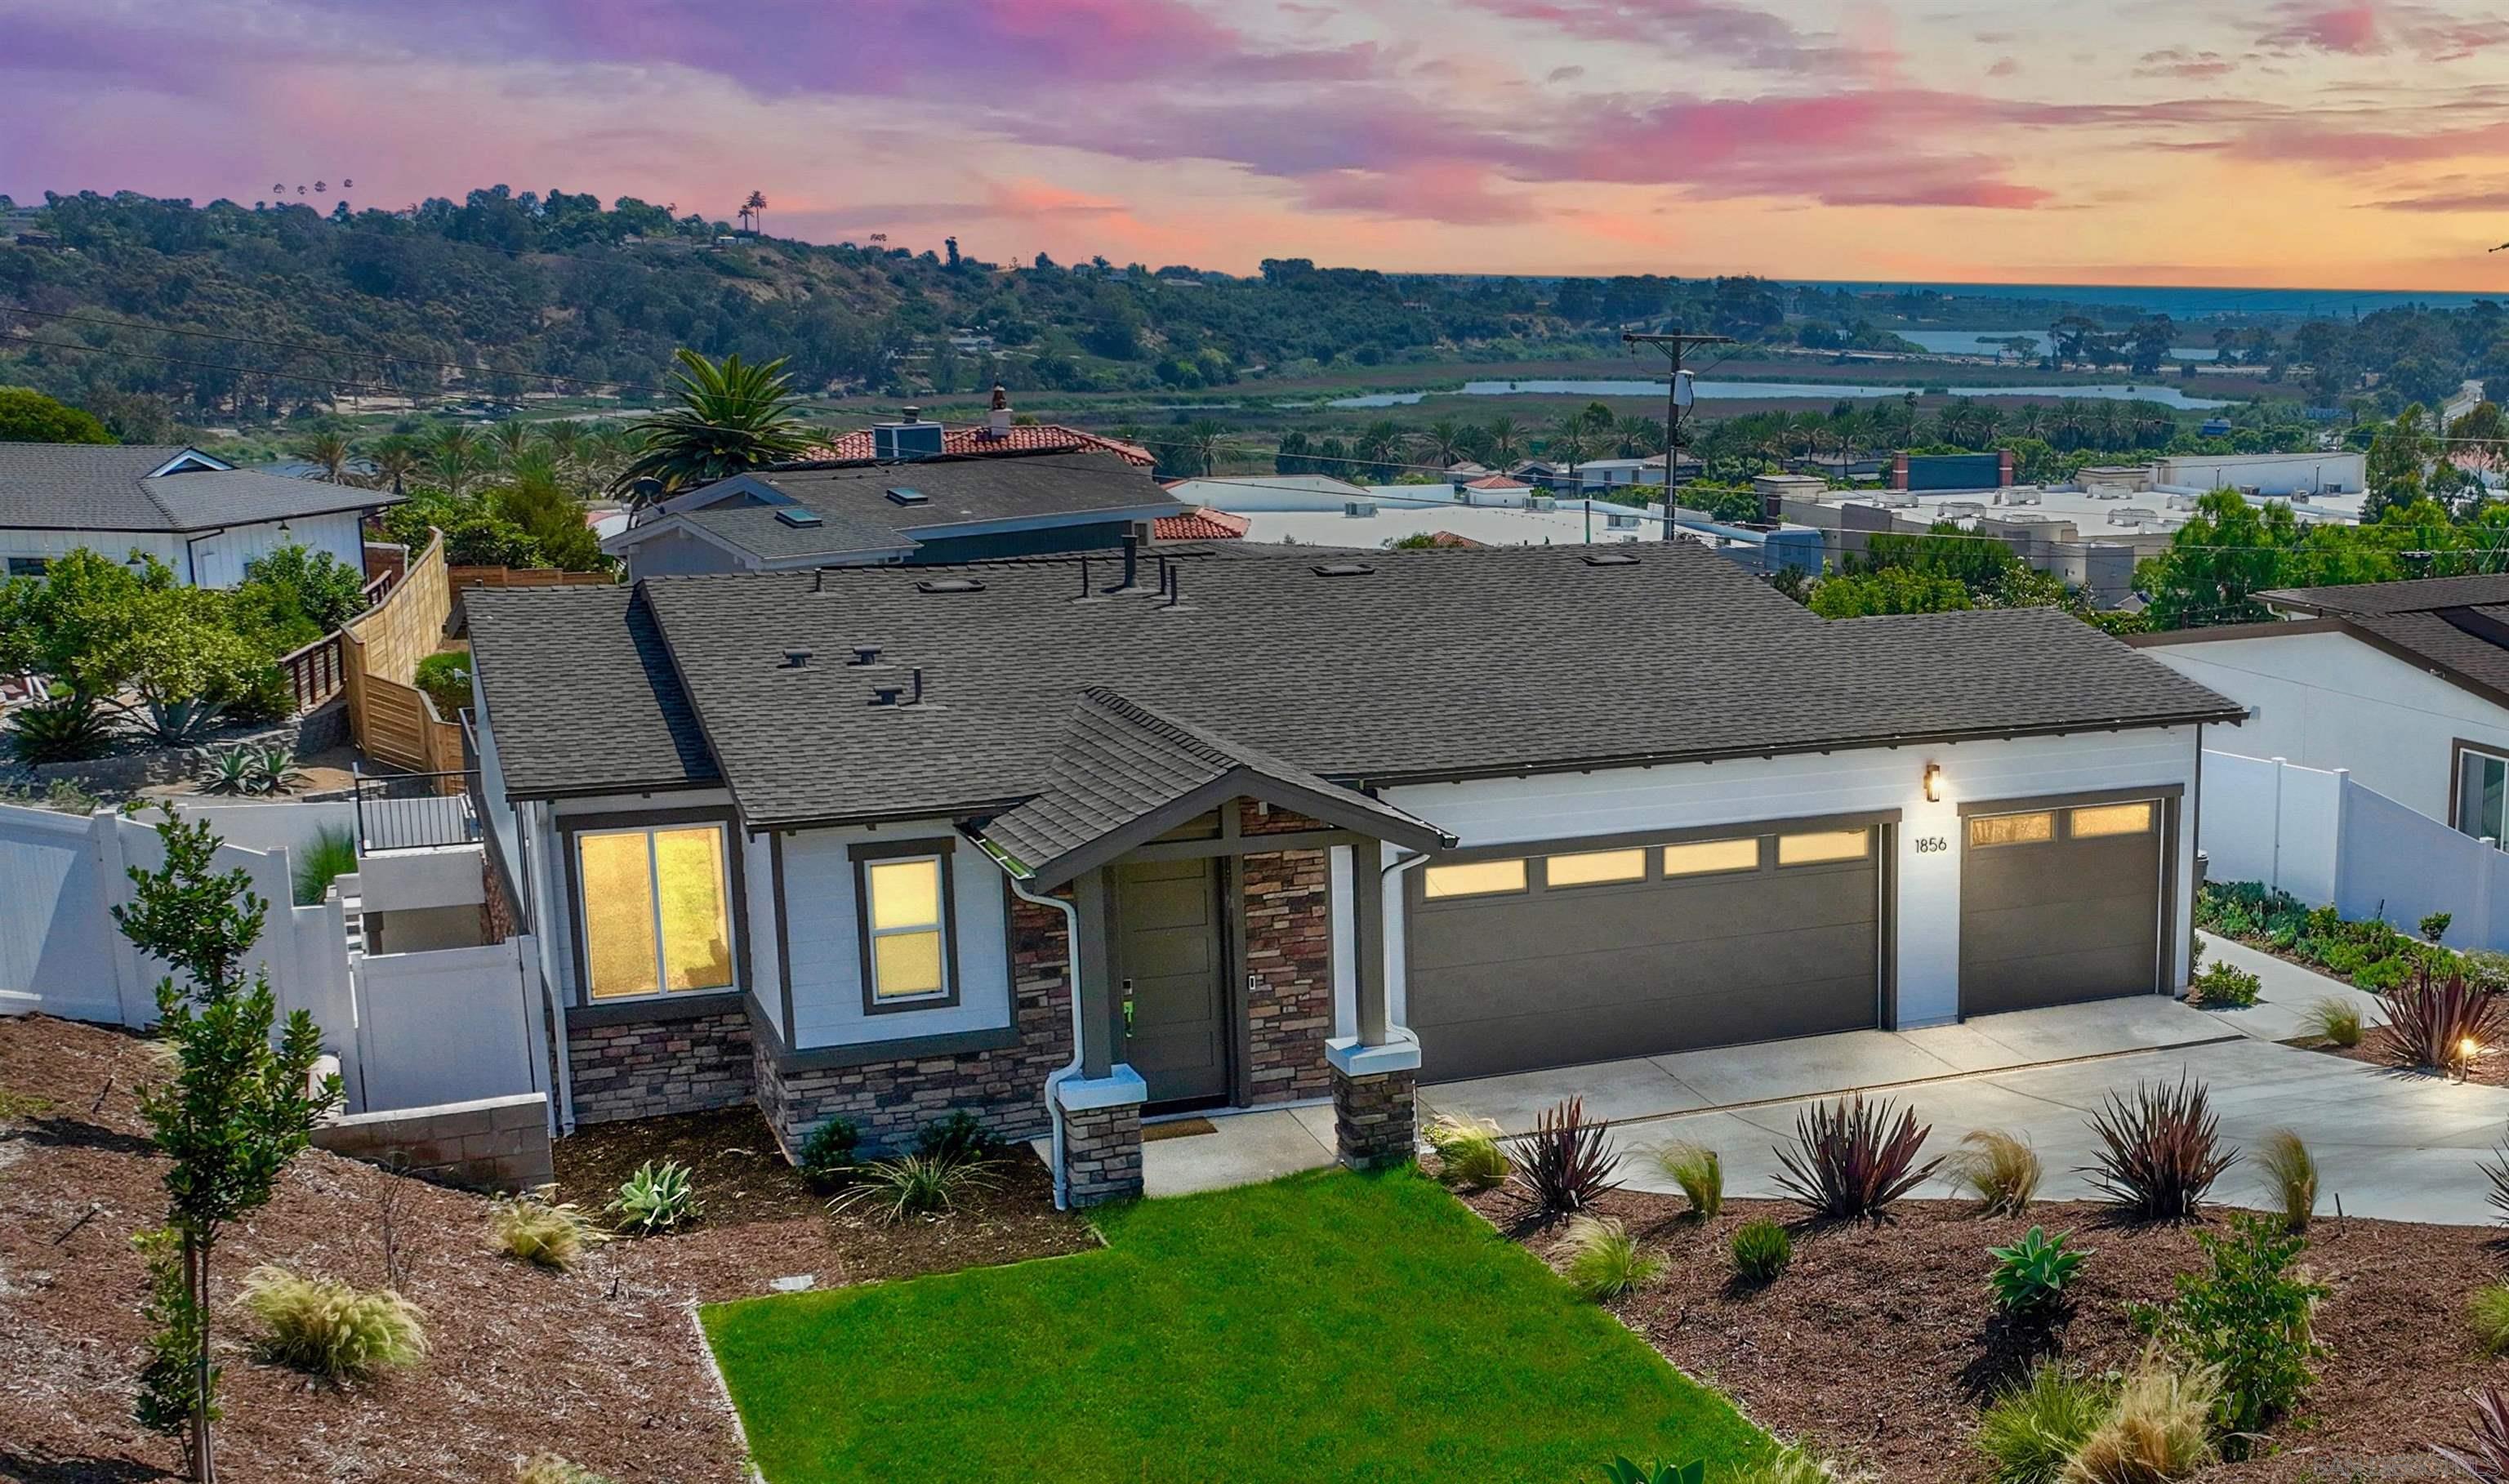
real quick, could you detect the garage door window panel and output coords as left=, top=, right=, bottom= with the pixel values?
left=1422, top=858, right=1527, bottom=900
left=1544, top=848, right=1648, bottom=888
left=2070, top=802, right=2153, bottom=839
left=1968, top=812, right=2053, bottom=849
left=1660, top=838, right=1760, bottom=877
left=1778, top=829, right=1869, bottom=866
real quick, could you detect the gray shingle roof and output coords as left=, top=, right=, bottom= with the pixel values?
left=679, top=504, right=918, bottom=563
left=466, top=584, right=720, bottom=797
left=744, top=451, right=1182, bottom=530
left=2261, top=574, right=2509, bottom=616
left=0, top=443, right=399, bottom=532
left=470, top=541, right=2242, bottom=827
left=2256, top=575, right=2509, bottom=707
left=974, top=688, right=1449, bottom=884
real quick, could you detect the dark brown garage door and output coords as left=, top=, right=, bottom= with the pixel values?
left=1959, top=797, right=2167, bottom=1016
left=1406, top=824, right=1883, bottom=1082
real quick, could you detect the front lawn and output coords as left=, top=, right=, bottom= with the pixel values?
left=702, top=1167, right=1770, bottom=1482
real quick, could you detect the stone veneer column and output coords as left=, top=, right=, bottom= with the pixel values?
left=1326, top=1034, right=1420, bottom=1170
left=1052, top=1065, right=1148, bottom=1207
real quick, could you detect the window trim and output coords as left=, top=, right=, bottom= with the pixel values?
left=563, top=810, right=742, bottom=1008
left=851, top=837, right=961, bottom=1014
left=2450, top=738, right=2509, bottom=842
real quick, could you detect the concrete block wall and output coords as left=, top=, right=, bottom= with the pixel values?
left=314, top=1092, right=553, bottom=1192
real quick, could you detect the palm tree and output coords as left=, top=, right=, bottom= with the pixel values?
left=426, top=424, right=485, bottom=499
left=299, top=432, right=354, bottom=484
left=1484, top=415, right=1524, bottom=462
left=1421, top=418, right=1468, bottom=469
left=486, top=418, right=535, bottom=472
left=613, top=350, right=815, bottom=502
left=1357, top=419, right=1407, bottom=479
left=537, top=419, right=587, bottom=492
left=1613, top=413, right=1663, bottom=459
left=1182, top=418, right=1227, bottom=477
left=364, top=435, right=421, bottom=492
left=1546, top=416, right=1591, bottom=473
left=742, top=191, right=768, bottom=236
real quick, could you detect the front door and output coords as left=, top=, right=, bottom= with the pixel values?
left=1114, top=857, right=1230, bottom=1107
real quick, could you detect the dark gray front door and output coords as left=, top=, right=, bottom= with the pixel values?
left=1960, top=798, right=2165, bottom=1016
left=1114, top=857, right=1230, bottom=1106
left=1407, top=826, right=1883, bottom=1082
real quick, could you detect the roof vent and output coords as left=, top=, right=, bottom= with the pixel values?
left=1581, top=551, right=1641, bottom=566
left=781, top=648, right=813, bottom=668
left=1311, top=562, right=1375, bottom=577
left=870, top=683, right=906, bottom=706
left=1343, top=500, right=1378, bottom=518
left=849, top=644, right=882, bottom=666
left=916, top=577, right=985, bottom=594
left=775, top=508, right=825, bottom=528
left=885, top=486, right=929, bottom=506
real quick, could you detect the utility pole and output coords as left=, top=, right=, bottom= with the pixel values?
left=1624, top=330, right=1733, bottom=543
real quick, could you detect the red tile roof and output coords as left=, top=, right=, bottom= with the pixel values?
left=806, top=423, right=1156, bottom=466
left=1464, top=474, right=1531, bottom=490
left=1152, top=507, right=1251, bottom=541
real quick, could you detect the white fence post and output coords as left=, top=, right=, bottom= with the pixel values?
left=2270, top=756, right=2288, bottom=894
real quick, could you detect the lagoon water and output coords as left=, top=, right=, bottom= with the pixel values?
left=1326, top=378, right=2233, bottom=410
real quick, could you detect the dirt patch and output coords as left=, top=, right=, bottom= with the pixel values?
left=1461, top=1181, right=2509, bottom=1483
left=0, top=1014, right=1092, bottom=1483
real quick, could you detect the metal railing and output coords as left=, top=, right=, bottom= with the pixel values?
left=350, top=766, right=479, bottom=853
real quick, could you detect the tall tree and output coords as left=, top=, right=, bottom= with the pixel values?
left=118, top=813, right=338, bottom=1483
left=0, top=385, right=115, bottom=443
left=296, top=431, right=354, bottom=484
left=613, top=350, right=814, bottom=502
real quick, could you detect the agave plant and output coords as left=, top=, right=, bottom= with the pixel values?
left=2382, top=969, right=2504, bottom=1076
left=3, top=693, right=116, bottom=764
left=200, top=746, right=262, bottom=795
left=1509, top=1095, right=1620, bottom=1216
left=1773, top=1094, right=1941, bottom=1222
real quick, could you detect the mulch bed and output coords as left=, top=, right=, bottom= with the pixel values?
left=2323, top=1027, right=2509, bottom=1090
left=1461, top=1182, right=2509, bottom=1483
left=0, top=1014, right=1092, bottom=1483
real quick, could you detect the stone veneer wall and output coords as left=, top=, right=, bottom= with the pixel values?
left=1330, top=1065, right=1417, bottom=1170
left=752, top=898, right=1076, bottom=1156
left=1059, top=1100, right=1144, bottom=1206
left=1241, top=844, right=1334, bottom=1104
left=566, top=1005, right=755, bottom=1125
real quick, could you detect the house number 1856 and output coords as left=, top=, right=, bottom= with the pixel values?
left=1914, top=836, right=1950, bottom=853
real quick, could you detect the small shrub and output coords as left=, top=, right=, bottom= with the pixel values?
left=2254, top=1129, right=2317, bottom=1233
left=1950, top=1129, right=2042, bottom=1216
left=1731, top=1445, right=1833, bottom=1484
left=1558, top=1215, right=1662, bottom=1301
left=796, top=1116, right=862, bottom=1191
left=1511, top=1094, right=1620, bottom=1217
left=2488, top=1138, right=2509, bottom=1226
left=828, top=1152, right=997, bottom=1223
left=237, top=1264, right=427, bottom=1379
left=2130, top=1214, right=2327, bottom=1449
left=2381, top=971, right=2503, bottom=1076
left=2471, top=1284, right=2509, bottom=1356
left=1601, top=1461, right=1702, bottom=1484
left=912, top=1109, right=1003, bottom=1164
left=6, top=694, right=116, bottom=764
left=2466, top=950, right=2509, bottom=996
left=292, top=823, right=357, bottom=907
left=1976, top=1362, right=2111, bottom=1484
left=1989, top=1226, right=2088, bottom=1320
left=1424, top=1112, right=1510, bottom=1188
left=1652, top=1140, right=1723, bottom=1219
left=2087, top=1076, right=2236, bottom=1222
left=1773, top=1093, right=1941, bottom=1223
left=514, top=1454, right=620, bottom=1484
left=490, top=1195, right=605, bottom=1269
left=2059, top=1350, right=2220, bottom=1484
left=2431, top=1386, right=2509, bottom=1483
left=2187, top=960, right=2260, bottom=1009
left=414, top=650, right=475, bottom=719
left=1730, top=1218, right=1792, bottom=1282
left=2298, top=996, right=2362, bottom=1048
left=608, top=1159, right=699, bottom=1234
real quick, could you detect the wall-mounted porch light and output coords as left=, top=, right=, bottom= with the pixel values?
left=1923, top=761, right=1944, bottom=803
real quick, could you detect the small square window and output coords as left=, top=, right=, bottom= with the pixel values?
left=1545, top=848, right=1646, bottom=888
left=1777, top=829, right=1869, bottom=866
left=863, top=855, right=950, bottom=1002
left=1968, top=813, right=2054, bottom=849
left=2071, top=802, right=2154, bottom=839
left=1422, top=858, right=1527, bottom=899
left=1661, top=838, right=1760, bottom=877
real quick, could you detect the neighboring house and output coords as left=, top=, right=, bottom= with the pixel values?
left=1151, top=508, right=1250, bottom=542
left=800, top=390, right=1154, bottom=466
left=604, top=450, right=1188, bottom=579
left=0, top=443, right=396, bottom=585
left=2136, top=574, right=2509, bottom=841
left=467, top=541, right=2237, bottom=1207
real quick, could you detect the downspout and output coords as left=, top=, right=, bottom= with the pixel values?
left=531, top=804, right=578, bottom=1136
left=1370, top=845, right=1437, bottom=1041
left=1000, top=862, right=1085, bottom=1211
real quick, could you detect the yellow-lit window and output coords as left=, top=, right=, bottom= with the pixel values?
left=1422, top=858, right=1527, bottom=899
left=577, top=824, right=733, bottom=1000
left=1661, top=838, right=1761, bottom=877
left=1968, top=812, right=2054, bottom=849
left=865, top=856, right=949, bottom=1000
left=1778, top=829, right=1869, bottom=866
left=2072, top=801, right=2155, bottom=839
left=1545, top=848, right=1647, bottom=888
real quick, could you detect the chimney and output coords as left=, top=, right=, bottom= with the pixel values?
left=1119, top=531, right=1139, bottom=590
left=987, top=383, right=1012, bottom=439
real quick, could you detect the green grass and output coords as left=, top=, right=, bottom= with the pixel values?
left=702, top=1168, right=1769, bottom=1483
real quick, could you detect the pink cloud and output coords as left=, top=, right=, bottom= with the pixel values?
left=2136, top=47, right=2237, bottom=78
left=2260, top=2, right=2386, bottom=53
left=1464, top=0, right=1845, bottom=72
left=2255, top=1, right=2509, bottom=60
left=1988, top=56, right=2021, bottom=77
left=1298, top=162, right=1533, bottom=223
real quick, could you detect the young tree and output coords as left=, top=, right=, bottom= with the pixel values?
left=116, top=814, right=338, bottom=1482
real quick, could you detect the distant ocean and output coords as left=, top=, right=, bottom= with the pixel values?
left=1792, top=279, right=2503, bottom=319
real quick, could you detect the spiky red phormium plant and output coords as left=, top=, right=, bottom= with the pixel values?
left=1509, top=1094, right=1621, bottom=1217
left=2085, top=1074, right=2238, bottom=1222
left=1772, top=1094, right=1941, bottom=1223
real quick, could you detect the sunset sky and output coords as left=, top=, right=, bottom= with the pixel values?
left=8, top=0, right=2509, bottom=290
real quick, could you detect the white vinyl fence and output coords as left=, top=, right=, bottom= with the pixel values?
left=0, top=801, right=550, bottom=1120
left=2199, top=749, right=2509, bottom=948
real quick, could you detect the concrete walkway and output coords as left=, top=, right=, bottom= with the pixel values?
left=2192, top=929, right=2388, bottom=1043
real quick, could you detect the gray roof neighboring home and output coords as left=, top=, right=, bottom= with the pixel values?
left=678, top=504, right=920, bottom=564
left=0, top=443, right=399, bottom=532
left=2244, top=574, right=2509, bottom=710
left=476, top=541, right=2244, bottom=830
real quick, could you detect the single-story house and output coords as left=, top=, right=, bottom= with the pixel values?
left=2135, top=573, right=2509, bottom=840
left=603, top=448, right=1188, bottom=580
left=800, top=390, right=1155, bottom=467
left=0, top=443, right=397, bottom=585
left=466, top=542, right=2239, bottom=1206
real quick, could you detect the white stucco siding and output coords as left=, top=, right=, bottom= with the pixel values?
left=186, top=510, right=367, bottom=588
left=777, top=820, right=1013, bottom=1050
left=1378, top=726, right=2203, bottom=1029
left=744, top=828, right=784, bottom=1040
left=2146, top=629, right=2509, bottom=824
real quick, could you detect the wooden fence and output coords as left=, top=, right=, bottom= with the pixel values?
left=341, top=532, right=462, bottom=773
left=276, top=631, right=347, bottom=713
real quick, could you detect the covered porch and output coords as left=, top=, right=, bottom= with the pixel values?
left=967, top=689, right=1451, bottom=1206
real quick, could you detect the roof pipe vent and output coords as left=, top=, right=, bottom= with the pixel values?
left=909, top=666, right=925, bottom=705
left=1120, top=531, right=1139, bottom=591
left=782, top=648, right=813, bottom=668
left=850, top=644, right=882, bottom=666
left=870, top=683, right=906, bottom=706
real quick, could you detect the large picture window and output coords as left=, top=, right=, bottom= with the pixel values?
left=577, top=823, right=734, bottom=1000
left=858, top=849, right=956, bottom=1006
